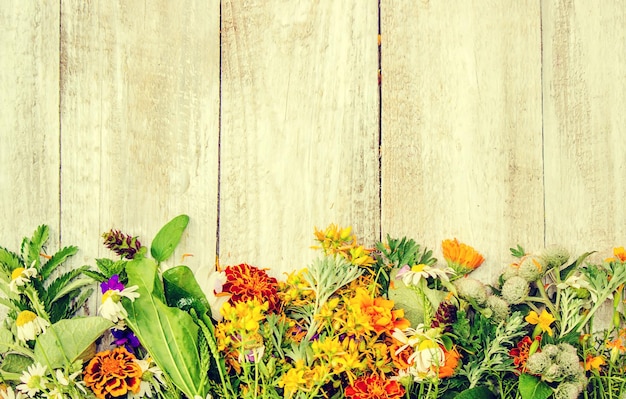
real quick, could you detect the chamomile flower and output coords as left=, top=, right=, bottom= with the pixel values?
left=0, top=386, right=26, bottom=399
left=396, top=264, right=452, bottom=287
left=16, top=363, right=48, bottom=398
left=99, top=275, right=140, bottom=323
left=15, top=310, right=50, bottom=342
left=128, top=357, right=165, bottom=398
left=9, top=265, right=37, bottom=293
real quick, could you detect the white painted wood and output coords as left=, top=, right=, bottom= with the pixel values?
left=219, top=1, right=380, bottom=277
left=380, top=0, right=544, bottom=283
left=0, top=2, right=60, bottom=249
left=543, top=0, right=626, bottom=263
left=59, top=1, right=220, bottom=286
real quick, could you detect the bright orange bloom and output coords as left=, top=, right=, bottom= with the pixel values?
left=223, top=263, right=280, bottom=313
left=83, top=347, right=142, bottom=399
left=442, top=238, right=484, bottom=275
left=345, top=374, right=405, bottom=399
left=349, top=288, right=410, bottom=336
left=509, top=335, right=541, bottom=373
left=438, top=346, right=461, bottom=378
left=584, top=354, right=605, bottom=371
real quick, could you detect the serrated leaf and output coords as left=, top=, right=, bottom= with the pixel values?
left=25, top=225, right=49, bottom=269
left=34, top=317, right=113, bottom=369
left=40, top=246, right=78, bottom=280
left=124, top=258, right=206, bottom=398
left=150, top=215, right=189, bottom=262
left=0, top=247, right=23, bottom=275
left=519, top=373, right=552, bottom=399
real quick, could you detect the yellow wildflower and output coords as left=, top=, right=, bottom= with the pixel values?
left=525, top=309, right=556, bottom=337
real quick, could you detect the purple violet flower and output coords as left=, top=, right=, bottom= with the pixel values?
left=101, top=274, right=125, bottom=294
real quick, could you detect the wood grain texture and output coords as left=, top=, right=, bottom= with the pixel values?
left=220, top=1, right=380, bottom=276
left=59, top=1, right=220, bottom=277
left=0, top=2, right=60, bottom=249
left=381, top=1, right=544, bottom=282
left=543, top=0, right=626, bottom=260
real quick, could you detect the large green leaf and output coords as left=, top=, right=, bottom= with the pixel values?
left=150, top=215, right=189, bottom=262
left=163, top=265, right=210, bottom=316
left=124, top=258, right=206, bottom=399
left=519, top=373, right=553, bottom=399
left=34, top=317, right=113, bottom=369
left=454, top=386, right=497, bottom=399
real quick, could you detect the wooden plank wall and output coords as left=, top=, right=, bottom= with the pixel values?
left=1, top=1, right=625, bottom=292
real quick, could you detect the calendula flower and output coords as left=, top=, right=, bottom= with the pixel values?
left=102, top=229, right=144, bottom=259
left=526, top=309, right=556, bottom=337
left=442, top=238, right=484, bottom=276
left=9, top=265, right=37, bottom=293
left=99, top=275, right=140, bottom=323
left=15, top=310, right=49, bottom=342
left=396, top=264, right=452, bottom=287
left=344, top=374, right=405, bottom=399
left=83, top=347, right=142, bottom=399
left=16, top=363, right=48, bottom=397
left=348, top=287, right=410, bottom=336
left=223, top=263, right=280, bottom=313
left=613, top=247, right=626, bottom=262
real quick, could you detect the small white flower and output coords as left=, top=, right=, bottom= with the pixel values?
left=15, top=310, right=50, bottom=342
left=408, top=340, right=445, bottom=379
left=16, top=363, right=48, bottom=398
left=557, top=275, right=597, bottom=302
left=196, top=266, right=231, bottom=321
left=396, top=264, right=452, bottom=287
left=9, top=265, right=38, bottom=293
left=128, top=357, right=165, bottom=398
left=99, top=285, right=139, bottom=323
left=0, top=386, right=27, bottom=399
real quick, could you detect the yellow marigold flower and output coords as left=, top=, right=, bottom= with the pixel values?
left=614, top=247, right=626, bottom=262
left=349, top=288, right=410, bottom=336
left=83, top=347, right=142, bottom=399
left=525, top=309, right=556, bottom=337
left=442, top=238, right=485, bottom=276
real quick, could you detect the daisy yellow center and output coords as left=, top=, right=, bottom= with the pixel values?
left=411, top=264, right=426, bottom=273
left=16, top=310, right=37, bottom=327
left=417, top=339, right=439, bottom=351
left=11, top=267, right=25, bottom=280
left=101, top=290, right=119, bottom=304
left=27, top=375, right=42, bottom=388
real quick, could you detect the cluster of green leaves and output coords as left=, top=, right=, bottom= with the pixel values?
left=374, top=235, right=436, bottom=297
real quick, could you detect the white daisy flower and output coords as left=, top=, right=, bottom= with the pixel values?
left=9, top=265, right=38, bottom=293
left=396, top=264, right=453, bottom=287
left=99, top=285, right=140, bottom=323
left=128, top=357, right=165, bottom=398
left=16, top=363, right=48, bottom=398
left=0, top=386, right=27, bottom=399
left=15, top=310, right=50, bottom=342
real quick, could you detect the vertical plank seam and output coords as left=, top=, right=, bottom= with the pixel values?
left=58, top=0, right=63, bottom=246
left=216, top=0, right=223, bottom=260
left=377, top=0, right=383, bottom=243
left=540, top=0, right=547, bottom=248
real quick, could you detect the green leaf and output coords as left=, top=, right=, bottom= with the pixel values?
left=559, top=251, right=595, bottom=281
left=24, top=225, right=49, bottom=269
left=1, top=353, right=33, bottom=374
left=40, top=246, right=78, bottom=280
left=150, top=215, right=189, bottom=262
left=454, top=386, right=496, bottom=399
left=519, top=373, right=553, bottom=399
left=0, top=247, right=23, bottom=274
left=124, top=258, right=206, bottom=399
left=34, top=317, right=113, bottom=369
left=163, top=265, right=210, bottom=316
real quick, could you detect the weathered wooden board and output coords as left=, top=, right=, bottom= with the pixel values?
left=543, top=0, right=626, bottom=262
left=59, top=1, right=220, bottom=280
left=380, top=1, right=544, bottom=282
left=219, top=1, right=380, bottom=277
left=0, top=2, right=60, bottom=249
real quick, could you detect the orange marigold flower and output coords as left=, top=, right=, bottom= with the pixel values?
left=614, top=247, right=626, bottom=262
left=223, top=263, right=280, bottom=313
left=438, top=346, right=461, bottom=378
left=509, top=335, right=541, bottom=373
left=345, top=374, right=404, bottom=399
left=350, top=288, right=410, bottom=336
left=442, top=238, right=484, bottom=276
left=584, top=354, right=605, bottom=371
left=83, top=347, right=142, bottom=399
